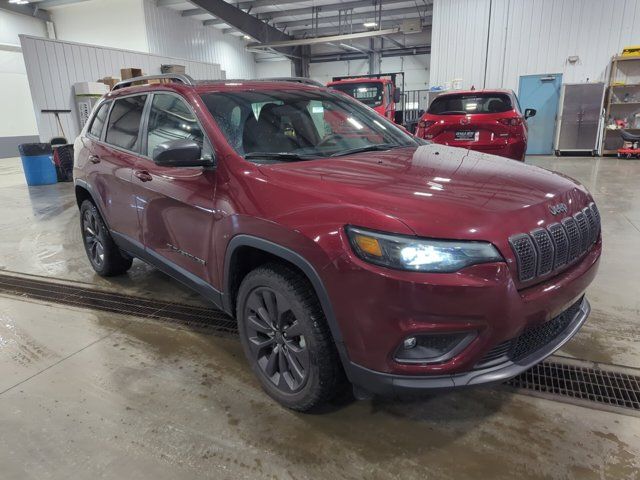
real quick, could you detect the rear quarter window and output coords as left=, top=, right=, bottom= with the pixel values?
left=88, top=101, right=110, bottom=138
left=428, top=94, right=512, bottom=115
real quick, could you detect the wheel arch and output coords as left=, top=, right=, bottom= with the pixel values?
left=74, top=180, right=111, bottom=230
left=223, top=235, right=349, bottom=365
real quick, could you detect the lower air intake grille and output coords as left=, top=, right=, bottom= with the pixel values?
left=475, top=297, right=583, bottom=368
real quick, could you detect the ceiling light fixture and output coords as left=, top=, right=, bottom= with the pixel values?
left=243, top=35, right=252, bottom=40
left=363, top=22, right=377, bottom=28
left=9, top=0, right=30, bottom=4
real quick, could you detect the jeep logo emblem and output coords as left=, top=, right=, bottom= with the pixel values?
left=549, top=203, right=568, bottom=215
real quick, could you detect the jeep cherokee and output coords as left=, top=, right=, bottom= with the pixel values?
left=74, top=75, right=601, bottom=411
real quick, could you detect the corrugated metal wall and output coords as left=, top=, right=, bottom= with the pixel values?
left=431, top=0, right=640, bottom=91
left=20, top=35, right=224, bottom=142
left=143, top=0, right=256, bottom=80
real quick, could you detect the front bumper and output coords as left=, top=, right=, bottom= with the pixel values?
left=346, top=297, right=590, bottom=396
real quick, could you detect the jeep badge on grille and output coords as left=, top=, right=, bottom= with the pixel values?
left=549, top=203, right=568, bottom=215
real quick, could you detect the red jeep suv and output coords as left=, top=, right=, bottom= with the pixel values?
left=74, top=75, right=601, bottom=411
left=415, top=89, right=535, bottom=161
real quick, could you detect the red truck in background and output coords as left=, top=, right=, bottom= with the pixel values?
left=327, top=73, right=404, bottom=125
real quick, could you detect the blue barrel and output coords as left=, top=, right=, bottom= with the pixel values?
left=18, top=143, right=57, bottom=186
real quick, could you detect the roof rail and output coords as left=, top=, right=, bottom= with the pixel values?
left=263, top=77, right=324, bottom=87
left=112, top=73, right=195, bottom=91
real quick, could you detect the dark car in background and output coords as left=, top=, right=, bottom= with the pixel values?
left=415, top=89, right=536, bottom=161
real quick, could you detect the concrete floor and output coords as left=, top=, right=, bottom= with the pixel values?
left=1, top=155, right=639, bottom=479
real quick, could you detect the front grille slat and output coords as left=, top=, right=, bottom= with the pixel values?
left=530, top=228, right=555, bottom=276
left=509, top=234, right=537, bottom=282
left=509, top=202, right=600, bottom=283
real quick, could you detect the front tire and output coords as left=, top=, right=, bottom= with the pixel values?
left=237, top=263, right=344, bottom=411
left=80, top=200, right=132, bottom=276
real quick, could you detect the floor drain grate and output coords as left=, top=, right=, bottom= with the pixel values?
left=0, top=272, right=236, bottom=334
left=506, top=360, right=640, bottom=411
left=3, top=273, right=640, bottom=413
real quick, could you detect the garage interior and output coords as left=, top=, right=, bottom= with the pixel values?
left=1, top=0, right=640, bottom=478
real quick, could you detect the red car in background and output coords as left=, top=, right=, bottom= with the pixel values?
left=415, top=89, right=536, bottom=161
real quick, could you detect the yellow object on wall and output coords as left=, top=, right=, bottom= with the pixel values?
left=622, top=46, right=640, bottom=57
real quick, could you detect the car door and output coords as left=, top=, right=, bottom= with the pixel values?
left=86, top=95, right=146, bottom=241
left=132, top=92, right=217, bottom=284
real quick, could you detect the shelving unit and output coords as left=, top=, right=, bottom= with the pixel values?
left=601, top=57, right=640, bottom=155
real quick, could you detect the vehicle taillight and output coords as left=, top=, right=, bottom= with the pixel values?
left=418, top=120, right=436, bottom=129
left=498, top=117, right=523, bottom=126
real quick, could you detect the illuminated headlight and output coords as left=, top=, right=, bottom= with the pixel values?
left=346, top=226, right=503, bottom=272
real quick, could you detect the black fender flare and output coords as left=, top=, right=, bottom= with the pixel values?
left=222, top=234, right=350, bottom=367
left=74, top=179, right=111, bottom=231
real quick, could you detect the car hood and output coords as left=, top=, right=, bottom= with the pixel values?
left=258, top=144, right=593, bottom=243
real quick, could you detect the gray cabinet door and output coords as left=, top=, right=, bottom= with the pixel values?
left=557, top=83, right=604, bottom=151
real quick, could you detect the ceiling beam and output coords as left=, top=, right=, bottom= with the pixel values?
left=277, top=6, right=431, bottom=31
left=247, top=28, right=405, bottom=49
left=34, top=0, right=90, bottom=7
left=258, top=0, right=413, bottom=22
left=205, top=0, right=431, bottom=28
left=157, top=0, right=187, bottom=6
left=287, top=17, right=430, bottom=38
left=309, top=44, right=430, bottom=63
left=0, top=2, right=51, bottom=21
left=189, top=0, right=291, bottom=43
left=182, top=8, right=208, bottom=17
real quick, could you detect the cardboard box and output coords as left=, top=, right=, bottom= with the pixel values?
left=161, top=64, right=186, bottom=74
left=97, top=76, right=120, bottom=90
left=120, top=68, right=143, bottom=80
left=74, top=81, right=109, bottom=96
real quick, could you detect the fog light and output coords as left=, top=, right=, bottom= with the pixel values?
left=403, top=337, right=417, bottom=349
left=395, top=332, right=476, bottom=364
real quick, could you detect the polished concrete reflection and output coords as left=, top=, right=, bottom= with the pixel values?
left=1, top=155, right=639, bottom=479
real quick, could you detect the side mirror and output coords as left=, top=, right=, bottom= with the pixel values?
left=152, top=139, right=213, bottom=167
left=393, top=88, right=402, bottom=104
left=524, top=108, right=537, bottom=119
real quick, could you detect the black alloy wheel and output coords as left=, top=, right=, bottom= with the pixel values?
left=244, top=287, right=310, bottom=393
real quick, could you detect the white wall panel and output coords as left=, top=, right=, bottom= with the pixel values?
left=430, top=0, right=640, bottom=91
left=51, top=0, right=149, bottom=52
left=143, top=0, right=256, bottom=79
left=20, top=35, right=224, bottom=142
left=256, top=60, right=293, bottom=78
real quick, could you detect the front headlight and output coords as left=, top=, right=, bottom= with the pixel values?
left=346, top=226, right=503, bottom=272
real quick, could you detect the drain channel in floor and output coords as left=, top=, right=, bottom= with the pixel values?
left=1, top=272, right=639, bottom=414
left=0, top=272, right=235, bottom=333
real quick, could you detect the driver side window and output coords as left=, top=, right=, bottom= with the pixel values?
left=146, top=93, right=213, bottom=160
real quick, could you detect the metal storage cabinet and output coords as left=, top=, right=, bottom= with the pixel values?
left=554, top=83, right=605, bottom=155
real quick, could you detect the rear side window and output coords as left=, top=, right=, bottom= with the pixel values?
left=428, top=94, right=512, bottom=115
left=105, top=95, right=147, bottom=151
left=88, top=102, right=110, bottom=138
left=146, top=93, right=212, bottom=159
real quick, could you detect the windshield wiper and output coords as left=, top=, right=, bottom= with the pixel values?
left=330, top=143, right=402, bottom=157
left=244, top=152, right=315, bottom=161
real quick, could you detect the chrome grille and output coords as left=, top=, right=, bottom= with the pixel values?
left=509, top=202, right=600, bottom=283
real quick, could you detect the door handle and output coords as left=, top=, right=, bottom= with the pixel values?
left=88, top=155, right=101, bottom=164
left=134, top=170, right=153, bottom=182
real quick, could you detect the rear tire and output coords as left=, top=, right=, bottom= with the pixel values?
left=237, top=263, right=344, bottom=411
left=80, top=200, right=132, bottom=277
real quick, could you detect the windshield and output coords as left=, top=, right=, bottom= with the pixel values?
left=201, top=89, right=419, bottom=162
left=329, top=81, right=384, bottom=107
left=428, top=93, right=512, bottom=115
